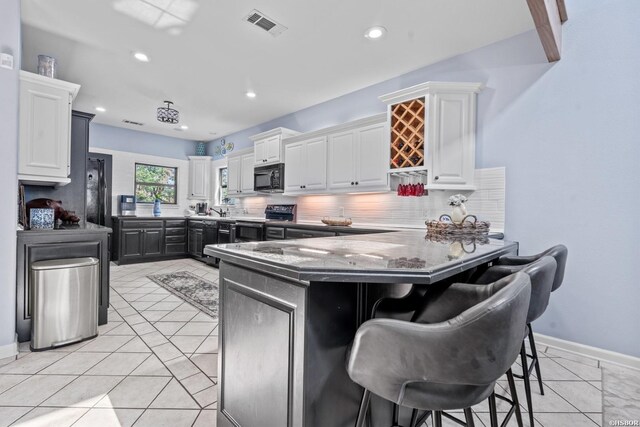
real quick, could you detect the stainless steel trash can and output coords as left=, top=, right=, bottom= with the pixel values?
left=30, top=257, right=99, bottom=351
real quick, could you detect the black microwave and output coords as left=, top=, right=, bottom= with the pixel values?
left=254, top=163, right=285, bottom=193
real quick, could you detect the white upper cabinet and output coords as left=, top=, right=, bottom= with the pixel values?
left=188, top=156, right=211, bottom=200
left=354, top=123, right=388, bottom=189
left=283, top=136, right=327, bottom=195
left=226, top=148, right=256, bottom=197
left=327, top=131, right=356, bottom=190
left=18, top=71, right=80, bottom=187
left=380, top=81, right=483, bottom=190
left=250, top=128, right=300, bottom=166
left=327, top=115, right=389, bottom=193
left=240, top=153, right=255, bottom=193
left=227, top=156, right=241, bottom=196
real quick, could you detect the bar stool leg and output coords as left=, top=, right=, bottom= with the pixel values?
left=463, top=408, right=476, bottom=427
left=433, top=411, right=443, bottom=427
left=507, top=369, right=524, bottom=427
left=528, top=325, right=544, bottom=396
left=520, top=344, right=535, bottom=427
left=409, top=409, right=419, bottom=427
left=392, top=403, right=400, bottom=427
left=355, top=389, right=371, bottom=427
left=488, top=393, right=499, bottom=427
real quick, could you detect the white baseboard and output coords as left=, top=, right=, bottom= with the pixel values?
left=535, top=332, right=640, bottom=371
left=0, top=334, right=18, bottom=360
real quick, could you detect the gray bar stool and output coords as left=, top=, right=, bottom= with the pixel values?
left=474, top=254, right=560, bottom=427
left=347, top=272, right=532, bottom=427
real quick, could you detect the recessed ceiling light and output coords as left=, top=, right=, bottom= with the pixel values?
left=180, top=125, right=189, bottom=130
left=364, top=26, right=386, bottom=40
left=246, top=91, right=257, bottom=99
left=133, top=52, right=150, bottom=62
left=95, top=106, right=106, bottom=112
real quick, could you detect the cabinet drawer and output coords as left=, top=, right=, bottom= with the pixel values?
left=265, top=227, right=285, bottom=240
left=121, top=220, right=163, bottom=228
left=188, top=220, right=206, bottom=229
left=166, top=235, right=185, bottom=243
left=165, top=242, right=187, bottom=254
left=165, top=227, right=187, bottom=236
left=286, top=228, right=336, bottom=239
left=165, top=220, right=186, bottom=227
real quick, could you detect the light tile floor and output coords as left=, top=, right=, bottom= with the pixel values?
left=0, top=258, right=637, bottom=426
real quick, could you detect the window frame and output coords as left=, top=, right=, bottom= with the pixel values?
left=134, top=162, right=178, bottom=205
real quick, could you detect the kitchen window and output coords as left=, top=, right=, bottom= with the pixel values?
left=135, top=163, right=178, bottom=204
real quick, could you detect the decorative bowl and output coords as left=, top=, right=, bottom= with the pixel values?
left=321, top=217, right=352, bottom=227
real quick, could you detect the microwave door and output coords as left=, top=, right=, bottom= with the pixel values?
left=255, top=170, right=274, bottom=190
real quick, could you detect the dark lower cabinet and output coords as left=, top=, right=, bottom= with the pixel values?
left=188, top=228, right=204, bottom=257
left=121, top=230, right=143, bottom=259
left=143, top=228, right=164, bottom=256
left=112, top=218, right=186, bottom=265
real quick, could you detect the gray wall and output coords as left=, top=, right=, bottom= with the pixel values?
left=212, top=0, right=640, bottom=357
left=90, top=122, right=198, bottom=160
left=0, top=0, right=20, bottom=354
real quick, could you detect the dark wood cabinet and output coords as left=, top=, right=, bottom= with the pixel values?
left=143, top=228, right=164, bottom=256
left=121, top=230, right=143, bottom=259
left=112, top=217, right=186, bottom=264
left=188, top=227, right=204, bottom=257
left=16, top=227, right=111, bottom=342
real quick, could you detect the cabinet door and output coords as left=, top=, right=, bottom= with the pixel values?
left=327, top=130, right=356, bottom=190
left=430, top=92, right=474, bottom=187
left=284, top=142, right=305, bottom=193
left=188, top=228, right=196, bottom=255
left=142, top=229, right=163, bottom=256
left=194, top=229, right=204, bottom=257
left=355, top=123, right=388, bottom=189
left=121, top=230, right=143, bottom=259
left=227, top=156, right=241, bottom=195
left=254, top=139, right=266, bottom=165
left=240, top=154, right=255, bottom=194
left=265, top=136, right=282, bottom=164
left=189, top=159, right=209, bottom=199
left=19, top=80, right=71, bottom=178
left=304, top=137, right=327, bottom=191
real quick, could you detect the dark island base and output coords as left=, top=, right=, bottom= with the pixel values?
left=217, top=262, right=482, bottom=427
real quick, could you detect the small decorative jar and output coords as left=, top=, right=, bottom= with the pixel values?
left=448, top=194, right=468, bottom=224
left=153, top=199, right=161, bottom=217
left=37, top=55, right=57, bottom=78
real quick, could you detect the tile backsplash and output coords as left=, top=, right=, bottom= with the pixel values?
left=229, top=167, right=506, bottom=231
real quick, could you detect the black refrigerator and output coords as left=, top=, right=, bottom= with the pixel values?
left=86, top=152, right=113, bottom=229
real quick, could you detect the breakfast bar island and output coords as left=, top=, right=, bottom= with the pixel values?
left=205, top=231, right=517, bottom=427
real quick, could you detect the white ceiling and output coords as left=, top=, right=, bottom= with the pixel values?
left=20, top=0, right=534, bottom=141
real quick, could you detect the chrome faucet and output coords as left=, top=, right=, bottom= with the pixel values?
left=210, top=208, right=226, bottom=217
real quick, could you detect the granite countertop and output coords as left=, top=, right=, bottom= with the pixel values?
left=18, top=221, right=112, bottom=234
left=205, top=230, right=517, bottom=284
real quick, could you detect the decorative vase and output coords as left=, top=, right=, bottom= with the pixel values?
left=451, top=204, right=467, bottom=223
left=195, top=142, right=207, bottom=156
left=153, top=200, right=161, bottom=217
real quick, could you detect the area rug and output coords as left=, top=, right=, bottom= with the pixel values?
left=147, top=271, right=219, bottom=319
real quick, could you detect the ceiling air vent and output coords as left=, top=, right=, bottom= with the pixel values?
left=244, top=9, right=287, bottom=37
left=122, top=119, right=144, bottom=126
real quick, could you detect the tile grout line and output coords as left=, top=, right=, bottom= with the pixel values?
left=110, top=284, right=218, bottom=407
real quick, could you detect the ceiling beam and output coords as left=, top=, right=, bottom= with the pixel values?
left=526, top=0, right=567, bottom=62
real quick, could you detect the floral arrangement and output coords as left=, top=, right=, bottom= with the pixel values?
left=448, top=194, right=468, bottom=207
left=152, top=187, right=164, bottom=202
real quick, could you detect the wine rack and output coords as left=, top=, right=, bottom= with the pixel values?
left=390, top=97, right=425, bottom=169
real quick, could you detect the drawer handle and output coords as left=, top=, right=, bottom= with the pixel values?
left=434, top=176, right=440, bottom=181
